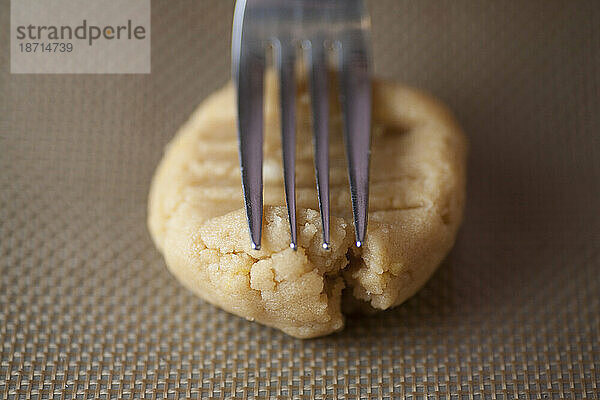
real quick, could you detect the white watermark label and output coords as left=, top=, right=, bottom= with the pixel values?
left=11, top=0, right=150, bottom=73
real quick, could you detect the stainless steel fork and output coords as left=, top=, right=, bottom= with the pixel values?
left=232, top=0, right=371, bottom=251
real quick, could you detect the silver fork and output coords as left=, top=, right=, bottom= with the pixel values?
left=232, top=0, right=371, bottom=251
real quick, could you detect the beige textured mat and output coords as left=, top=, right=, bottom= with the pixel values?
left=1, top=0, right=599, bottom=398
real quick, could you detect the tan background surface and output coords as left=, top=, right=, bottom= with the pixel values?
left=1, top=0, right=599, bottom=398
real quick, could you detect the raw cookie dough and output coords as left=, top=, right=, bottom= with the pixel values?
left=148, top=76, right=467, bottom=338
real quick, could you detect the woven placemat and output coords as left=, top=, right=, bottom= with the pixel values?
left=1, top=0, right=599, bottom=398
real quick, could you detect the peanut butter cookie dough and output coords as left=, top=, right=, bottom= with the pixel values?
left=148, top=77, right=467, bottom=338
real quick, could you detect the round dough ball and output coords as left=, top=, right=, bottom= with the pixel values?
left=148, top=76, right=467, bottom=338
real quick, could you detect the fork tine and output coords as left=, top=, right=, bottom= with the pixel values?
left=233, top=38, right=265, bottom=249
left=274, top=40, right=298, bottom=250
left=338, top=41, right=371, bottom=247
left=306, top=41, right=331, bottom=250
